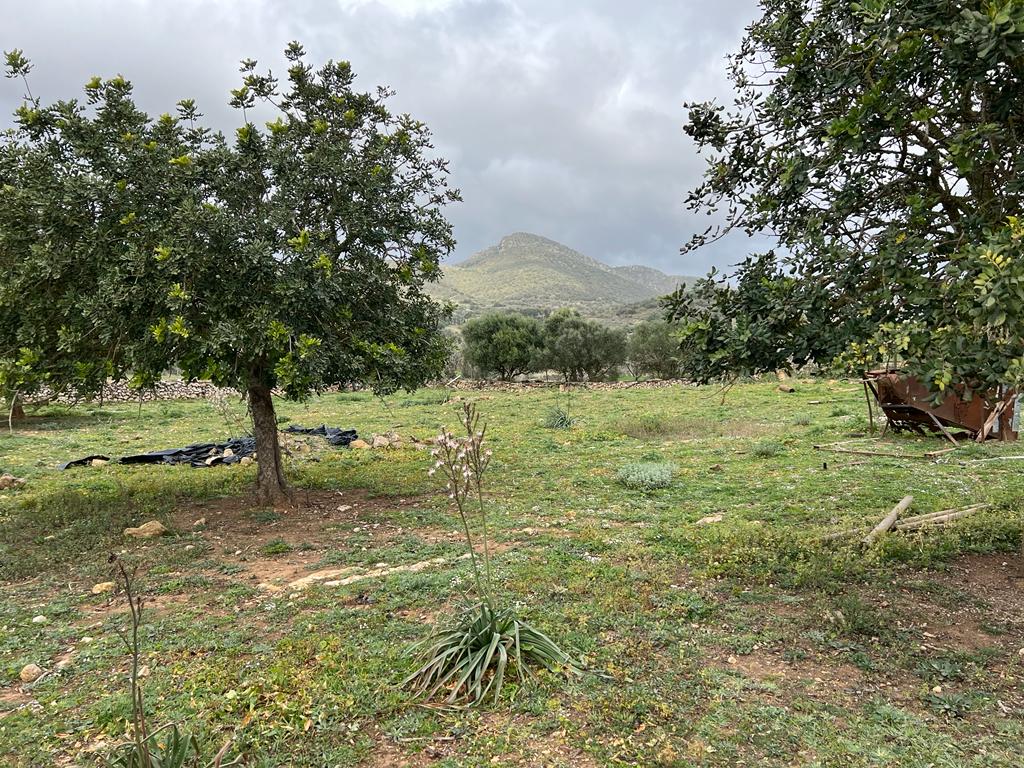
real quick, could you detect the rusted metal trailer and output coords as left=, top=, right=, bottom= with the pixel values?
left=863, top=370, right=1019, bottom=442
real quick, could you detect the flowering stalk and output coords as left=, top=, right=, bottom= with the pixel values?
left=429, top=402, right=494, bottom=602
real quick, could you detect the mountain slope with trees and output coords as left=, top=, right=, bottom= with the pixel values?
left=430, top=232, right=695, bottom=324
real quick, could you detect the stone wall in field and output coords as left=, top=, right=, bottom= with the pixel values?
left=27, top=380, right=240, bottom=406
left=24, top=376, right=689, bottom=407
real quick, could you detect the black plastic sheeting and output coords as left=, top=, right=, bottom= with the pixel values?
left=282, top=424, right=358, bottom=446
left=59, top=425, right=357, bottom=471
left=121, top=436, right=257, bottom=468
left=58, top=455, right=111, bottom=470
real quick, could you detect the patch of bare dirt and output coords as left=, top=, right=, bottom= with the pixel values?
left=0, top=686, right=35, bottom=718
left=899, top=552, right=1024, bottom=651
left=166, top=489, right=466, bottom=587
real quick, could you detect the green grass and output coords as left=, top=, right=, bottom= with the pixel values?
left=1, top=379, right=1023, bottom=766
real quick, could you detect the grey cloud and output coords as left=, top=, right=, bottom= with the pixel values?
left=1, top=0, right=764, bottom=276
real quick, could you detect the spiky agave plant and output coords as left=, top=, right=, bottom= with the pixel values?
left=405, top=402, right=579, bottom=706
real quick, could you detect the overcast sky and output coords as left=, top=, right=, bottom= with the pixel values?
left=2, top=0, right=765, bottom=276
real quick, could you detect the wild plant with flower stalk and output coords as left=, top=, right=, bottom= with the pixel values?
left=405, top=402, right=580, bottom=706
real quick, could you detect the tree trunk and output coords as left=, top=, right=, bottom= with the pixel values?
left=247, top=383, right=291, bottom=506
left=9, top=396, right=25, bottom=421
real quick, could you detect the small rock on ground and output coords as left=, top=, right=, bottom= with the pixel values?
left=0, top=473, right=27, bottom=490
left=696, top=514, right=724, bottom=525
left=123, top=520, right=168, bottom=538
left=91, top=581, right=115, bottom=595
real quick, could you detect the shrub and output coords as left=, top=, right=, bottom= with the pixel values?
left=616, top=461, right=675, bottom=490
left=751, top=440, right=783, bottom=458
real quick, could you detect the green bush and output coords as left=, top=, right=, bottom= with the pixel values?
left=616, top=461, right=675, bottom=490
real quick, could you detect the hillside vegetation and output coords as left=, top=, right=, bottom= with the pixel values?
left=428, top=233, right=696, bottom=325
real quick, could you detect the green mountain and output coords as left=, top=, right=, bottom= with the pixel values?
left=429, top=233, right=695, bottom=325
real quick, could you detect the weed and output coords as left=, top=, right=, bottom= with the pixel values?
left=105, top=556, right=239, bottom=767
left=792, top=414, right=811, bottom=426
left=924, top=691, right=974, bottom=718
left=261, top=539, right=293, bottom=556
left=915, top=657, right=965, bottom=682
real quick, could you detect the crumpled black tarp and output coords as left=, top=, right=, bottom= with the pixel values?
left=58, top=455, right=111, bottom=470
left=119, top=436, right=257, bottom=468
left=283, top=424, right=358, bottom=446
left=60, top=437, right=255, bottom=470
left=60, top=426, right=357, bottom=470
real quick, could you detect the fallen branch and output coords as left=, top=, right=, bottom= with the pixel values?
left=864, top=495, right=913, bottom=544
left=813, top=443, right=956, bottom=460
left=821, top=503, right=989, bottom=542
left=894, top=505, right=990, bottom=531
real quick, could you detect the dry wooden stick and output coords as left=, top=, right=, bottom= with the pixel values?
left=814, top=443, right=956, bottom=460
left=894, top=506, right=988, bottom=531
left=822, top=503, right=988, bottom=542
left=864, top=495, right=913, bottom=544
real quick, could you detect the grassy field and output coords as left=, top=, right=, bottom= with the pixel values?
left=1, top=380, right=1023, bottom=766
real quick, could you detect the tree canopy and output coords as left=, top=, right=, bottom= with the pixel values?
left=625, top=319, right=681, bottom=381
left=541, top=309, right=626, bottom=382
left=666, top=0, right=1024, bottom=395
left=461, top=312, right=544, bottom=381
left=0, top=43, right=459, bottom=501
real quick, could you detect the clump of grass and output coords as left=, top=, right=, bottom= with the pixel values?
left=544, top=405, right=578, bottom=429
left=261, top=539, right=293, bottom=556
left=618, top=413, right=672, bottom=438
left=792, top=414, right=812, bottom=426
left=616, top=461, right=675, bottom=490
left=751, top=440, right=784, bottom=458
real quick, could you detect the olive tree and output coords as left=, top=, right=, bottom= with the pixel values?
left=461, top=312, right=544, bottom=380
left=541, top=309, right=626, bottom=382
left=0, top=44, right=458, bottom=503
left=625, top=320, right=680, bottom=381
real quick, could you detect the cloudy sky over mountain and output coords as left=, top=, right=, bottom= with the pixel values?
left=2, top=0, right=766, bottom=275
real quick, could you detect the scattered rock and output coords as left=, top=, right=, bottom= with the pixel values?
left=123, top=520, right=168, bottom=538
left=350, top=439, right=370, bottom=449
left=91, top=581, right=115, bottom=595
left=90, top=458, right=109, bottom=467
left=138, top=665, right=150, bottom=678
left=708, top=464, right=723, bottom=472
left=192, top=517, right=207, bottom=528
left=239, top=456, right=254, bottom=466
left=370, top=434, right=391, bottom=449
left=337, top=504, right=353, bottom=513
left=54, top=656, right=74, bottom=672
left=19, top=663, right=44, bottom=683
left=223, top=448, right=234, bottom=458
left=777, top=384, right=796, bottom=393
left=696, top=514, right=724, bottom=525
left=31, top=615, right=48, bottom=625
left=0, top=473, right=27, bottom=490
